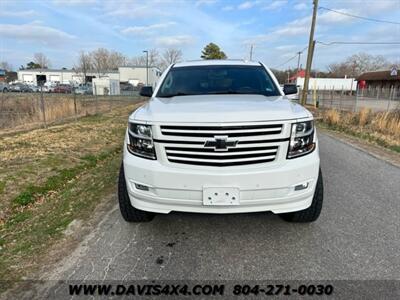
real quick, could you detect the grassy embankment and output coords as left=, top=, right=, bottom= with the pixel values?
left=0, top=102, right=142, bottom=284
left=315, top=108, right=400, bottom=153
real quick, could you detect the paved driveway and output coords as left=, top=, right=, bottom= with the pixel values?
left=43, top=133, right=399, bottom=283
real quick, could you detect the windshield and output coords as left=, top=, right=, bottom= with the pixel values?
left=156, top=65, right=281, bottom=97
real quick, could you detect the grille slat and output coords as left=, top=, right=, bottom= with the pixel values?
left=167, top=154, right=276, bottom=164
left=159, top=123, right=284, bottom=167
left=168, top=158, right=275, bottom=167
left=161, top=124, right=282, bottom=138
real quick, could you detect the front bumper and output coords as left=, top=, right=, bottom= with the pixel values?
left=123, top=141, right=320, bottom=215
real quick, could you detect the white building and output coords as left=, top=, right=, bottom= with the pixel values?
left=17, top=66, right=161, bottom=87
left=92, top=78, right=120, bottom=95
left=296, top=77, right=357, bottom=91
left=119, top=66, right=162, bottom=86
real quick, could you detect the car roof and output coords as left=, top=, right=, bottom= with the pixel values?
left=173, top=59, right=262, bottom=68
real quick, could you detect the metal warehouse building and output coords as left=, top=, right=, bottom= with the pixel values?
left=17, top=66, right=162, bottom=87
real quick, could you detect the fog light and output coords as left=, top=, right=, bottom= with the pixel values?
left=294, top=182, right=309, bottom=191
left=135, top=183, right=149, bottom=191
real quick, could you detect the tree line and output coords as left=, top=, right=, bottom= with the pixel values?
left=1, top=43, right=398, bottom=85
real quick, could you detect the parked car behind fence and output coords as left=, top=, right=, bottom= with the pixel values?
left=0, top=82, right=9, bottom=92
left=53, top=84, right=72, bottom=94
left=9, top=83, right=32, bottom=93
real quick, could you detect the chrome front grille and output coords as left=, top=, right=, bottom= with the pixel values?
left=158, top=124, right=285, bottom=167
left=165, top=145, right=278, bottom=166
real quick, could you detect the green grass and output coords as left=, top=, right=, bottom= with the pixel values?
left=12, top=148, right=119, bottom=207
left=0, top=147, right=123, bottom=283
left=0, top=181, right=5, bottom=194
left=0, top=103, right=142, bottom=288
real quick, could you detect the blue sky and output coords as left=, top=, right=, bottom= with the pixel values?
left=1, top=0, right=399, bottom=70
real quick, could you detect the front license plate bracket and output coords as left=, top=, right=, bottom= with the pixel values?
left=202, top=187, right=240, bottom=206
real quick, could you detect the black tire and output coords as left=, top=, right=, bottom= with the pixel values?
left=280, top=169, right=324, bottom=223
left=118, top=163, right=155, bottom=222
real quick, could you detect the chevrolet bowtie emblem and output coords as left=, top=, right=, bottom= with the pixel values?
left=204, top=135, right=238, bottom=152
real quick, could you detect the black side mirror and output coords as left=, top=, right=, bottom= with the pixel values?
left=283, top=84, right=298, bottom=95
left=139, top=86, right=153, bottom=97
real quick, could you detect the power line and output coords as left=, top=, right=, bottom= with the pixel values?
left=273, top=46, right=308, bottom=69
left=273, top=53, right=299, bottom=69
left=316, top=41, right=400, bottom=46
left=319, top=6, right=400, bottom=25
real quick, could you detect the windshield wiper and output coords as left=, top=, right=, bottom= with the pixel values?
left=206, top=90, right=241, bottom=95
left=158, top=92, right=195, bottom=98
left=207, top=90, right=267, bottom=95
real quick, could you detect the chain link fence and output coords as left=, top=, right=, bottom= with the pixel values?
left=0, top=91, right=143, bottom=133
left=303, top=86, right=400, bottom=112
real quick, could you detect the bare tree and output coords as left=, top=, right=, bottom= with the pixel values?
left=33, top=53, right=51, bottom=69
left=328, top=52, right=390, bottom=77
left=130, top=55, right=146, bottom=66
left=148, top=49, right=160, bottom=67
left=74, top=51, right=92, bottom=84
left=161, top=48, right=183, bottom=70
left=130, top=49, right=161, bottom=68
left=108, top=51, right=128, bottom=69
left=90, top=48, right=128, bottom=75
left=91, top=48, right=110, bottom=75
left=0, top=61, right=13, bottom=71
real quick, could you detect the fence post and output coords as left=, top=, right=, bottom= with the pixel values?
left=94, top=83, right=99, bottom=115
left=354, top=86, right=358, bottom=112
left=73, top=90, right=78, bottom=121
left=40, top=86, right=47, bottom=128
left=386, top=86, right=393, bottom=112
left=330, top=86, right=333, bottom=109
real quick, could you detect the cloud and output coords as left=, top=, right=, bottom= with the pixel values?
left=293, top=2, right=307, bottom=10
left=263, top=0, right=287, bottom=11
left=52, top=0, right=97, bottom=5
left=0, top=10, right=37, bottom=18
left=222, top=5, right=234, bottom=11
left=195, top=0, right=217, bottom=7
left=275, top=44, right=298, bottom=51
left=121, top=22, right=176, bottom=36
left=154, top=35, right=195, bottom=47
left=238, top=1, right=259, bottom=10
left=103, top=2, right=166, bottom=19
left=0, top=23, right=75, bottom=45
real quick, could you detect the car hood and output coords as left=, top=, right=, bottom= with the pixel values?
left=131, top=94, right=312, bottom=123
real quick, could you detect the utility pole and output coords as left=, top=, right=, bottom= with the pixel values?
left=250, top=45, right=254, bottom=61
left=301, top=0, right=318, bottom=105
left=296, top=51, right=302, bottom=73
left=143, top=50, right=149, bottom=86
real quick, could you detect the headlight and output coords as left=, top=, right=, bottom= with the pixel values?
left=127, top=123, right=156, bottom=160
left=287, top=120, right=315, bottom=159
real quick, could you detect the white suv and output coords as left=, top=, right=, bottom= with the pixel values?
left=119, top=60, right=323, bottom=223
